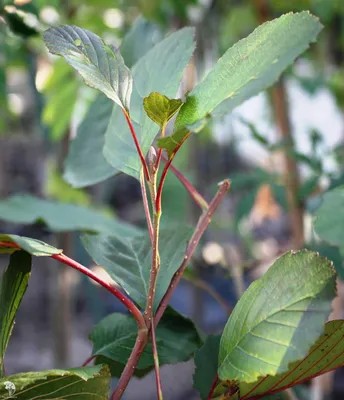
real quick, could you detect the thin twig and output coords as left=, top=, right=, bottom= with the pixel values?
left=207, top=373, right=219, bottom=400
left=122, top=109, right=150, bottom=182
left=0, top=242, right=146, bottom=330
left=182, top=275, right=232, bottom=314
left=111, top=328, right=148, bottom=400
left=155, top=180, right=231, bottom=325
left=140, top=169, right=153, bottom=244
left=161, top=153, right=209, bottom=210
left=156, top=132, right=192, bottom=213
left=82, top=355, right=95, bottom=366
left=151, top=326, right=163, bottom=400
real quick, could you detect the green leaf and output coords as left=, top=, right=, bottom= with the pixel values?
left=63, top=20, right=167, bottom=188
left=143, top=92, right=183, bottom=127
left=0, top=251, right=31, bottom=376
left=103, top=27, right=195, bottom=179
left=240, top=320, right=344, bottom=399
left=91, top=307, right=202, bottom=376
left=157, top=126, right=190, bottom=158
left=43, top=25, right=132, bottom=111
left=82, top=225, right=192, bottom=310
left=0, top=365, right=110, bottom=399
left=193, top=336, right=221, bottom=400
left=0, top=234, right=61, bottom=256
left=120, top=17, right=163, bottom=69
left=63, top=94, right=116, bottom=187
left=0, top=194, right=139, bottom=236
left=218, top=250, right=336, bottom=383
left=305, top=243, right=343, bottom=281
left=167, top=12, right=322, bottom=155
left=314, top=187, right=344, bottom=255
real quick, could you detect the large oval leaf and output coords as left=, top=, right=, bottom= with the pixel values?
left=0, top=365, right=110, bottom=399
left=43, top=25, right=132, bottom=111
left=90, top=307, right=202, bottom=376
left=240, top=320, right=344, bottom=399
left=160, top=12, right=322, bottom=156
left=82, top=225, right=192, bottom=310
left=218, top=250, right=336, bottom=383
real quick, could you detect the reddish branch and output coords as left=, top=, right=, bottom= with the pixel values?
left=207, top=374, right=219, bottom=400
left=0, top=242, right=146, bottom=330
left=154, top=179, right=231, bottom=325
left=161, top=153, right=209, bottom=210
left=122, top=109, right=150, bottom=182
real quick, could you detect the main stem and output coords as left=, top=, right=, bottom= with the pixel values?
left=155, top=179, right=231, bottom=325
left=111, top=328, right=149, bottom=400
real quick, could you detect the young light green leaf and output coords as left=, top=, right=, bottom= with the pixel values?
left=218, top=250, right=336, bottom=383
left=0, top=234, right=61, bottom=256
left=314, top=186, right=344, bottom=255
left=90, top=307, right=202, bottom=376
left=0, top=365, right=110, bottom=399
left=240, top=320, right=344, bottom=399
left=0, top=194, right=139, bottom=236
left=103, top=27, right=195, bottom=179
left=82, top=225, right=192, bottom=310
left=0, top=251, right=31, bottom=376
left=169, top=12, right=322, bottom=153
left=157, top=126, right=190, bottom=158
left=43, top=25, right=132, bottom=111
left=193, top=336, right=221, bottom=400
left=143, top=92, right=183, bottom=127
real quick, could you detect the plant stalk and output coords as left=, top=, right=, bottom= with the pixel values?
left=161, top=153, right=209, bottom=210
left=122, top=109, right=150, bottom=182
left=155, top=179, right=231, bottom=325
left=0, top=242, right=146, bottom=330
left=111, top=328, right=149, bottom=400
left=140, top=169, right=153, bottom=244
left=151, top=325, right=164, bottom=400
left=207, top=373, right=219, bottom=400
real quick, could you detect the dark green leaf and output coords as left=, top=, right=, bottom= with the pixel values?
left=0, top=365, right=110, bottom=399
left=82, top=225, right=192, bottom=310
left=218, top=250, right=336, bottom=383
left=103, top=27, right=195, bottom=178
left=91, top=307, right=202, bottom=376
left=62, top=21, right=168, bottom=187
left=120, top=17, right=163, bottom=69
left=314, top=187, right=344, bottom=255
left=0, top=234, right=61, bottom=256
left=143, top=92, right=183, bottom=127
left=240, top=320, right=344, bottom=399
left=0, top=194, right=139, bottom=236
left=43, top=25, right=132, bottom=111
left=166, top=12, right=322, bottom=155
left=0, top=251, right=31, bottom=376
left=193, top=336, right=220, bottom=400
left=63, top=94, right=116, bottom=187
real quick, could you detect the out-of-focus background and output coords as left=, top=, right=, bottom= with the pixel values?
left=1, top=0, right=344, bottom=399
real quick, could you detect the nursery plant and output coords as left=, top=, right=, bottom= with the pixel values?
left=1, top=10, right=344, bottom=400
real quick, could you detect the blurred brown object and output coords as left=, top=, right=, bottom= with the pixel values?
left=249, top=183, right=282, bottom=225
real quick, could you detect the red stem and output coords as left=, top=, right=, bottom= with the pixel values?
left=161, top=153, right=209, bottom=210
left=0, top=242, right=146, bottom=330
left=111, top=328, right=148, bottom=400
left=82, top=355, right=95, bottom=366
left=156, top=132, right=192, bottom=213
left=154, top=179, right=231, bottom=325
left=207, top=373, right=219, bottom=400
left=122, top=109, right=150, bottom=182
